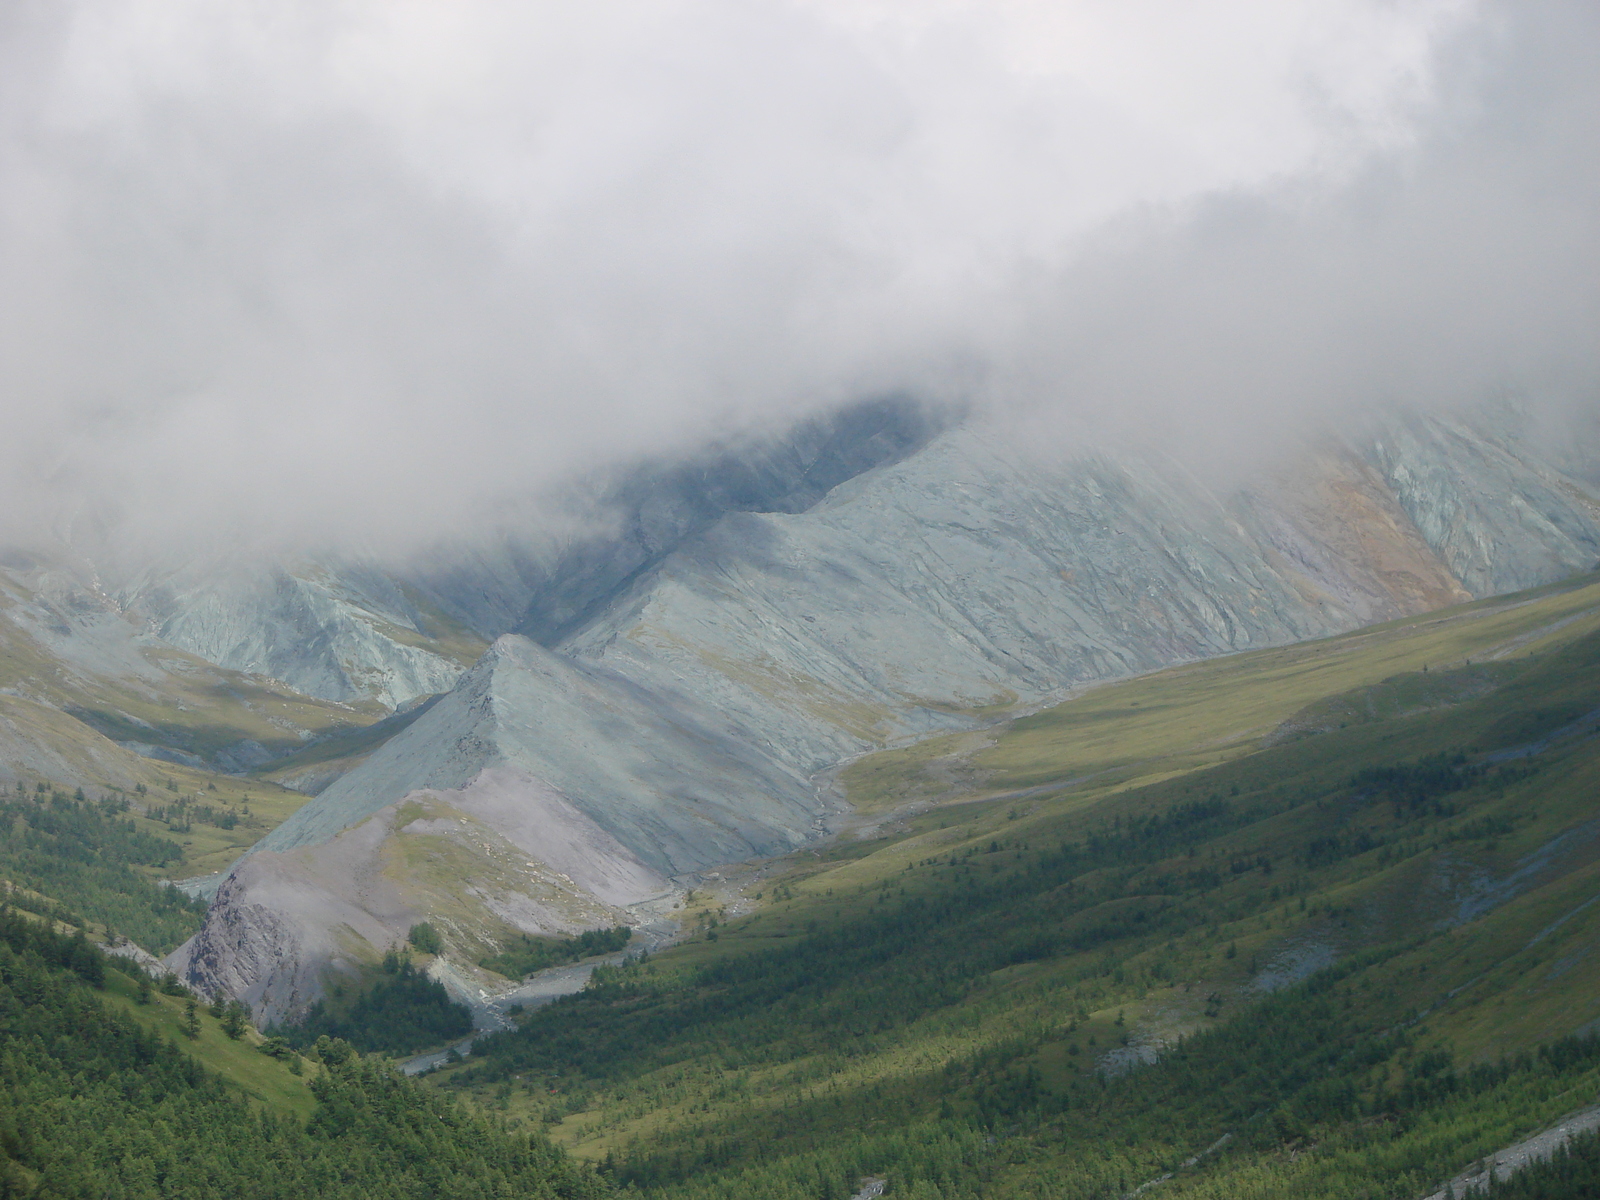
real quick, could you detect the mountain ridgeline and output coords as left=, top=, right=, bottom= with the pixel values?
left=0, top=402, right=1598, bottom=1196
left=174, top=405, right=1600, bottom=1024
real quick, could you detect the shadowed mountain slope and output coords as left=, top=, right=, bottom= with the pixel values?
left=105, top=397, right=940, bottom=710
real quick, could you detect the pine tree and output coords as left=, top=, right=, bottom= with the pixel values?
left=407, top=922, right=443, bottom=955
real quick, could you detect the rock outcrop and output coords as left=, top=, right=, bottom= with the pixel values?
left=174, top=766, right=670, bottom=1025
left=108, top=562, right=485, bottom=710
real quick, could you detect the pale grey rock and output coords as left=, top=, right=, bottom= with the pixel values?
left=101, top=937, right=166, bottom=979
left=1370, top=412, right=1600, bottom=596
left=103, top=397, right=939, bottom=712
left=211, top=739, right=275, bottom=773
left=117, top=741, right=209, bottom=769
left=172, top=871, right=228, bottom=902
left=267, top=762, right=355, bottom=797
left=0, top=705, right=147, bottom=792
left=262, top=637, right=825, bottom=876
left=562, top=428, right=1348, bottom=775
left=0, top=550, right=197, bottom=695
left=175, top=764, right=670, bottom=1023
left=172, top=863, right=331, bottom=1018
left=1419, top=1104, right=1600, bottom=1200
left=268, top=417, right=1600, bottom=847
left=1233, top=447, right=1474, bottom=624
left=369, top=394, right=939, bottom=653
left=555, top=417, right=1549, bottom=783
left=0, top=551, right=367, bottom=788
left=111, top=562, right=474, bottom=709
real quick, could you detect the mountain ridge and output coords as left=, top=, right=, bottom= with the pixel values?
left=175, top=406, right=1600, bottom=1019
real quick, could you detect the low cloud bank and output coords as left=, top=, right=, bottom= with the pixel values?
left=0, top=0, right=1593, bottom=559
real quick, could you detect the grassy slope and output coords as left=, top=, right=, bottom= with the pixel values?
left=1, top=745, right=378, bottom=960
left=0, top=587, right=468, bottom=885
left=438, top=570, right=1600, bottom=1199
left=0, top=596, right=387, bottom=872
left=842, top=573, right=1600, bottom=815
left=99, top=965, right=320, bottom=1120
left=253, top=695, right=442, bottom=791
left=0, top=905, right=605, bottom=1199
left=0, top=895, right=318, bottom=1117
left=0, top=698, right=360, bottom=884
left=84, top=767, right=325, bottom=882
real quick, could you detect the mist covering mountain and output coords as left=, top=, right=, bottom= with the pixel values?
left=107, top=395, right=943, bottom=708
left=11, top=10, right=1600, bottom=1200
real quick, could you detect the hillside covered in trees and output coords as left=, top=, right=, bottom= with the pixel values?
left=0, top=901, right=602, bottom=1198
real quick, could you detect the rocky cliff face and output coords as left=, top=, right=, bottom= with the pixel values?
left=171, top=765, right=669, bottom=1025
left=177, top=407, right=1600, bottom=1018
left=258, top=634, right=826, bottom=871
left=1369, top=413, right=1600, bottom=596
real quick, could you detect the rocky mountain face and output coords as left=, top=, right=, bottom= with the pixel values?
left=106, top=561, right=486, bottom=711
left=104, top=397, right=941, bottom=712
left=177, top=764, right=670, bottom=1023
left=174, top=405, right=1600, bottom=1022
left=0, top=549, right=377, bottom=791
left=0, top=396, right=939, bottom=809
left=1366, top=416, right=1600, bottom=596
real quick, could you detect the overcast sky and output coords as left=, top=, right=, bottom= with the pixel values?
left=0, top=0, right=1594, bottom=559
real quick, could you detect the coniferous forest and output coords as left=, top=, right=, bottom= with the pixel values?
left=276, top=951, right=475, bottom=1054
left=433, top=581, right=1600, bottom=1200
left=0, top=788, right=206, bottom=954
left=0, top=905, right=602, bottom=1198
